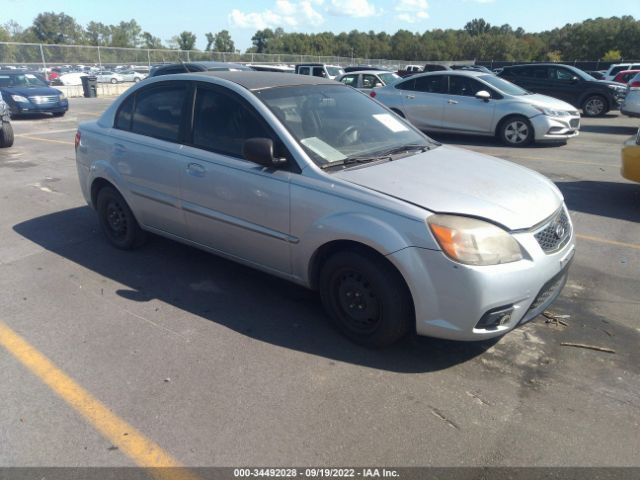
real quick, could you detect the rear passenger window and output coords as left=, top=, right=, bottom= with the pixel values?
left=114, top=95, right=134, bottom=131
left=191, top=87, right=274, bottom=159
left=340, top=74, right=358, bottom=87
left=414, top=75, right=445, bottom=93
left=395, top=79, right=415, bottom=90
left=131, top=84, right=187, bottom=142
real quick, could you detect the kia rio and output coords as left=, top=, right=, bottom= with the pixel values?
left=75, top=72, right=575, bottom=347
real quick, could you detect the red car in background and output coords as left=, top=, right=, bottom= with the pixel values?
left=613, top=70, right=640, bottom=84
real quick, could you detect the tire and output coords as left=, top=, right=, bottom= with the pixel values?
left=110, top=78, right=117, bottom=84
left=498, top=115, right=534, bottom=146
left=134, top=77, right=140, bottom=83
left=0, top=121, right=14, bottom=148
left=582, top=95, right=607, bottom=117
left=52, top=112, right=65, bottom=118
left=319, top=250, right=413, bottom=347
left=96, top=186, right=146, bottom=250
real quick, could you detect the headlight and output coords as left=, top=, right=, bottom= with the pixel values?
left=59, top=92, right=66, bottom=100
left=533, top=106, right=569, bottom=117
left=11, top=95, right=29, bottom=103
left=427, top=214, right=523, bottom=266
left=608, top=84, right=625, bottom=93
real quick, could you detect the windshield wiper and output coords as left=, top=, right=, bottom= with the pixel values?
left=319, top=144, right=431, bottom=171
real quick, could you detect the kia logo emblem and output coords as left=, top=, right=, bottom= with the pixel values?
left=554, top=223, right=565, bottom=239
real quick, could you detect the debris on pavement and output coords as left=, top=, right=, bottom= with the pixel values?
left=543, top=310, right=570, bottom=327
left=560, top=342, right=616, bottom=354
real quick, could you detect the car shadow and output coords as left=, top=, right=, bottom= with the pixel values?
left=556, top=180, right=640, bottom=222
left=580, top=125, right=638, bottom=135
left=427, top=132, right=565, bottom=149
left=13, top=207, right=497, bottom=373
left=10, top=113, right=54, bottom=121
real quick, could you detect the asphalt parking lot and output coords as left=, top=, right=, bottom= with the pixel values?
left=1, top=98, right=639, bottom=469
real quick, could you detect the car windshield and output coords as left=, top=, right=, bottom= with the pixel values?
left=0, top=73, right=48, bottom=88
left=478, top=75, right=530, bottom=96
left=256, top=84, right=435, bottom=167
left=379, top=72, right=400, bottom=85
left=326, top=66, right=344, bottom=77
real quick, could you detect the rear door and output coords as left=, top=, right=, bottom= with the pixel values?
left=179, top=84, right=292, bottom=274
left=441, top=75, right=496, bottom=134
left=109, top=81, right=189, bottom=237
left=399, top=74, right=447, bottom=130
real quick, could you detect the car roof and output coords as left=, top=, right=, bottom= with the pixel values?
left=342, top=70, right=394, bottom=75
left=407, top=70, right=487, bottom=78
left=190, top=71, right=339, bottom=90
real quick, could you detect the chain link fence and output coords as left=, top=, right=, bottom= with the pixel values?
left=0, top=41, right=474, bottom=71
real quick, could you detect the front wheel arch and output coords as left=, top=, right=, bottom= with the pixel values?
left=496, top=114, right=534, bottom=146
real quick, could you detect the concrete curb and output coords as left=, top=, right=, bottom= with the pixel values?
left=55, top=83, right=134, bottom=98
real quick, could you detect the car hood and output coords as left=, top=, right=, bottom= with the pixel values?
left=521, top=93, right=577, bottom=111
left=2, top=86, right=62, bottom=97
left=334, top=145, right=563, bottom=231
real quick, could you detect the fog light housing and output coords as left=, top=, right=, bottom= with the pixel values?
left=476, top=305, right=514, bottom=330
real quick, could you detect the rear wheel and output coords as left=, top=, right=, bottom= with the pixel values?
left=0, top=121, right=14, bottom=148
left=97, top=186, right=146, bottom=249
left=582, top=95, right=607, bottom=117
left=110, top=78, right=117, bottom=84
left=499, top=116, right=533, bottom=146
left=319, top=250, right=413, bottom=347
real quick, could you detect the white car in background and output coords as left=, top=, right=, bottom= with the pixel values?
left=336, top=70, right=400, bottom=90
left=118, top=70, right=147, bottom=83
left=59, top=72, right=87, bottom=86
left=621, top=72, right=640, bottom=117
left=95, top=71, right=124, bottom=84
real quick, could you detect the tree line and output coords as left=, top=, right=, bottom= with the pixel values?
left=1, top=12, right=639, bottom=61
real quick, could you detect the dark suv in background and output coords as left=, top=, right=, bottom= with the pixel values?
left=498, top=63, right=627, bottom=117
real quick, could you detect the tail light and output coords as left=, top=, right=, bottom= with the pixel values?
left=74, top=130, right=81, bottom=150
left=630, top=80, right=640, bottom=89
left=369, top=90, right=376, bottom=98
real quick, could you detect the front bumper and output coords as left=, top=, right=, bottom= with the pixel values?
left=621, top=91, right=640, bottom=117
left=388, top=211, right=576, bottom=341
left=531, top=114, right=580, bottom=142
left=10, top=99, right=69, bottom=115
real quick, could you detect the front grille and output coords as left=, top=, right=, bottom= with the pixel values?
left=28, top=95, right=59, bottom=104
left=528, top=267, right=568, bottom=311
left=569, top=118, right=580, bottom=128
left=534, top=208, right=571, bottom=253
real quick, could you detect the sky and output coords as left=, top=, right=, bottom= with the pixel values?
left=1, top=0, right=638, bottom=52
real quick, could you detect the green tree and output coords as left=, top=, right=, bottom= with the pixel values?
left=110, top=20, right=141, bottom=48
left=30, top=12, right=84, bottom=44
left=464, top=18, right=491, bottom=37
left=176, top=31, right=196, bottom=50
left=85, top=21, right=111, bottom=46
left=211, top=30, right=235, bottom=52
left=141, top=32, right=163, bottom=49
left=251, top=29, right=275, bottom=53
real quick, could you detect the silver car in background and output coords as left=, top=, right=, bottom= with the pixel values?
left=75, top=72, right=575, bottom=347
left=621, top=72, right=640, bottom=117
left=372, top=71, right=581, bottom=146
left=336, top=70, right=401, bottom=90
left=95, top=70, right=124, bottom=84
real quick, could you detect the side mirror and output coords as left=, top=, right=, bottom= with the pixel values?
left=570, top=76, right=579, bottom=83
left=475, top=90, right=491, bottom=102
left=243, top=138, right=287, bottom=167
left=374, top=82, right=383, bottom=88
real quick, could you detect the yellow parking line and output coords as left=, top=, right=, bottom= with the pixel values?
left=16, top=135, right=74, bottom=145
left=0, top=321, right=199, bottom=480
left=576, top=233, right=640, bottom=250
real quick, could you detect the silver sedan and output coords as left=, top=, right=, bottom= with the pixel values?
left=75, top=72, right=575, bottom=347
left=372, top=71, right=580, bottom=146
left=336, top=70, right=401, bottom=90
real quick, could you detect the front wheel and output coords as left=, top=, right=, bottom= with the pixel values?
left=110, top=78, right=117, bottom=84
left=134, top=77, right=140, bottom=83
left=499, top=116, right=534, bottom=146
left=319, top=250, right=413, bottom=347
left=0, top=121, right=14, bottom=148
left=97, top=186, right=147, bottom=249
left=582, top=95, right=607, bottom=117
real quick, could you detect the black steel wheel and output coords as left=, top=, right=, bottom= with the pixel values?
left=97, top=186, right=146, bottom=249
left=319, top=250, right=413, bottom=347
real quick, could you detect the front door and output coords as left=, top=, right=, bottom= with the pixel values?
left=179, top=85, right=292, bottom=274
left=441, top=75, right=496, bottom=134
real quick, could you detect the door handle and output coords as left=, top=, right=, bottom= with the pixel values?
left=186, top=162, right=205, bottom=177
left=447, top=99, right=458, bottom=104
left=406, top=94, right=415, bottom=99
